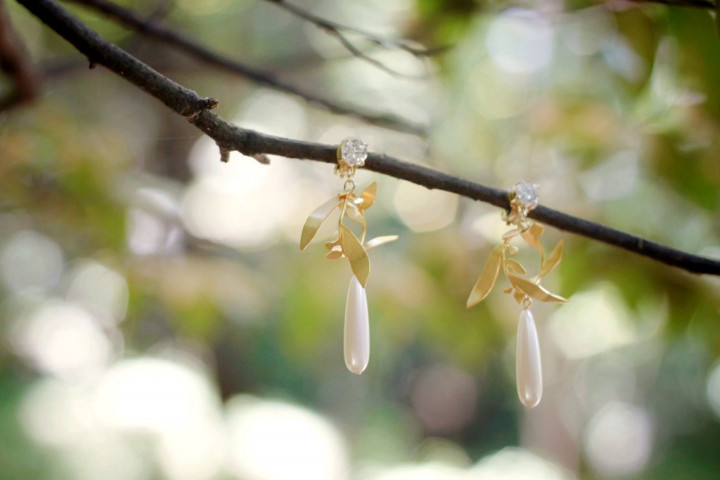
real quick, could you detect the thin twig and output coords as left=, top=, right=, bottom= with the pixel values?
left=15, top=0, right=720, bottom=276
left=0, top=0, right=40, bottom=111
left=330, top=28, right=427, bottom=79
left=265, top=0, right=446, bottom=78
left=60, top=0, right=427, bottom=136
left=626, top=0, right=714, bottom=8
left=265, top=0, right=449, bottom=57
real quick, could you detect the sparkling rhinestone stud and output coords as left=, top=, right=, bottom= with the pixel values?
left=511, top=181, right=539, bottom=211
left=338, top=137, right=368, bottom=168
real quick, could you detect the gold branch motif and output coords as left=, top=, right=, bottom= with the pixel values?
left=467, top=224, right=567, bottom=308
left=467, top=183, right=567, bottom=308
left=300, top=181, right=397, bottom=287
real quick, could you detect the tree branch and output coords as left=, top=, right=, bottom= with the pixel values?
left=627, top=0, right=714, bottom=8
left=16, top=0, right=720, bottom=276
left=264, top=0, right=446, bottom=78
left=265, top=0, right=449, bottom=57
left=61, top=0, right=427, bottom=136
left=0, top=0, right=40, bottom=110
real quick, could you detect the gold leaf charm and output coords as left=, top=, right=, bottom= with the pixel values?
left=357, top=182, right=377, bottom=210
left=466, top=182, right=568, bottom=309
left=504, top=258, right=526, bottom=274
left=300, top=196, right=340, bottom=251
left=299, top=177, right=394, bottom=289
left=339, top=225, right=370, bottom=287
left=539, top=240, right=563, bottom=278
left=326, top=246, right=344, bottom=260
left=507, top=274, right=568, bottom=304
left=521, top=223, right=544, bottom=251
left=467, top=245, right=503, bottom=308
left=365, top=235, right=399, bottom=250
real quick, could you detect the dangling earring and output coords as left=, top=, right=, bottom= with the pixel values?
left=466, top=181, right=568, bottom=408
left=300, top=138, right=397, bottom=374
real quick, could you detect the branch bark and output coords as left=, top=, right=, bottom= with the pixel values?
left=15, top=0, right=720, bottom=276
left=61, top=0, right=427, bottom=136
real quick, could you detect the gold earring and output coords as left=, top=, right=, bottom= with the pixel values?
left=300, top=138, right=397, bottom=374
left=467, top=181, right=568, bottom=408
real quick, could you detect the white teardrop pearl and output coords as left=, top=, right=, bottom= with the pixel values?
left=344, top=275, right=370, bottom=374
left=516, top=309, right=543, bottom=408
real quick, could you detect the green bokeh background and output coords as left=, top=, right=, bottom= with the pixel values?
left=1, top=0, right=720, bottom=478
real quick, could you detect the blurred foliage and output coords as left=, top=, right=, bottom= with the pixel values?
left=1, top=0, right=720, bottom=479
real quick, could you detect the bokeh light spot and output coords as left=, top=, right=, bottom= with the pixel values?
left=11, top=300, right=111, bottom=378
left=584, top=402, right=653, bottom=477
left=486, top=9, right=553, bottom=74
left=1, top=230, right=64, bottom=296
left=225, top=396, right=349, bottom=480
left=393, top=181, right=458, bottom=232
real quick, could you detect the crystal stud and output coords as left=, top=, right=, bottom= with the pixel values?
left=513, top=181, right=539, bottom=210
left=339, top=138, right=368, bottom=168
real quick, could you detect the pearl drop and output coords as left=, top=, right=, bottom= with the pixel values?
left=516, top=308, right=542, bottom=408
left=344, top=275, right=369, bottom=374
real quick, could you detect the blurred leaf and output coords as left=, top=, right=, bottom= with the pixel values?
left=649, top=134, right=719, bottom=210
left=667, top=10, right=720, bottom=117
left=614, top=10, right=659, bottom=90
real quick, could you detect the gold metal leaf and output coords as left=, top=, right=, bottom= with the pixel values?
left=507, top=273, right=568, bottom=303
left=326, top=246, right=344, bottom=260
left=521, top=223, right=545, bottom=264
left=339, top=225, right=370, bottom=287
left=521, top=223, right=544, bottom=250
left=345, top=203, right=365, bottom=225
left=512, top=290, right=526, bottom=305
left=503, top=287, right=513, bottom=294
left=502, top=228, right=522, bottom=241
left=506, top=245, right=519, bottom=256
left=357, top=182, right=377, bottom=210
left=325, top=233, right=341, bottom=250
left=504, top=259, right=526, bottom=274
left=365, top=235, right=399, bottom=250
left=466, top=245, right=503, bottom=308
left=539, top=240, right=564, bottom=278
left=300, top=197, right=339, bottom=251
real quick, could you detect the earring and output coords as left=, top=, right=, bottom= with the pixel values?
left=300, top=138, right=397, bottom=375
left=466, top=181, right=568, bottom=408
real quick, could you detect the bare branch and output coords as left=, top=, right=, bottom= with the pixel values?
left=61, top=0, right=427, bottom=136
left=16, top=0, right=720, bottom=277
left=265, top=0, right=446, bottom=78
left=330, top=28, right=428, bottom=79
left=264, top=0, right=450, bottom=57
left=626, top=0, right=714, bottom=8
left=0, top=0, right=40, bottom=110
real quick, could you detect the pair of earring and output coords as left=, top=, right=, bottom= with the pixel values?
left=300, top=138, right=567, bottom=409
